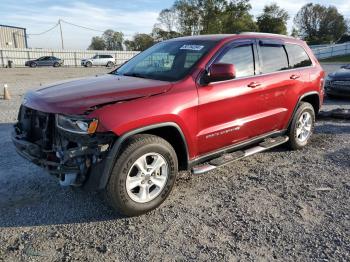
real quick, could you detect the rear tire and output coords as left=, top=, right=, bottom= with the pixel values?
left=106, top=61, right=114, bottom=67
left=287, top=102, right=315, bottom=150
left=106, top=134, right=178, bottom=216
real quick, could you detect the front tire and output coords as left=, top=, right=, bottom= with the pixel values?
left=106, top=134, right=178, bottom=216
left=86, top=61, right=92, bottom=67
left=287, top=102, right=315, bottom=150
left=30, top=62, right=37, bottom=68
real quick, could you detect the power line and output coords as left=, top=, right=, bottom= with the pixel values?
left=27, top=23, right=59, bottom=36
left=60, top=19, right=105, bottom=33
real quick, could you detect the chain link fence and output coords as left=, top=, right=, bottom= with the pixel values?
left=0, top=48, right=139, bottom=67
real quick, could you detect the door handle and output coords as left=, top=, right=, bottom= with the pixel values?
left=290, top=74, right=300, bottom=80
left=247, top=82, right=261, bottom=88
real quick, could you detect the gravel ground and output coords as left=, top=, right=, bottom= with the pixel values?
left=0, top=65, right=349, bottom=261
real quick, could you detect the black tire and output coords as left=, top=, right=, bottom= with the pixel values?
left=106, top=134, right=178, bottom=216
left=53, top=62, right=60, bottom=67
left=106, top=61, right=114, bottom=67
left=287, top=102, right=315, bottom=150
left=30, top=62, right=37, bottom=68
left=86, top=61, right=92, bottom=67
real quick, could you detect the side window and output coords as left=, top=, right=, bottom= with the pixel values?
left=285, top=44, right=312, bottom=68
left=259, top=44, right=288, bottom=74
left=217, top=44, right=255, bottom=78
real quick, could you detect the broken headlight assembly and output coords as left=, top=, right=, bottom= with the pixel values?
left=56, top=114, right=98, bottom=134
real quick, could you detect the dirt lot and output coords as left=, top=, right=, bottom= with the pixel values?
left=0, top=65, right=349, bottom=261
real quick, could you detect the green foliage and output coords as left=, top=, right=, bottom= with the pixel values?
left=88, top=36, right=106, bottom=50
left=291, top=27, right=299, bottom=38
left=125, top=34, right=155, bottom=51
left=152, top=27, right=183, bottom=42
left=168, top=0, right=257, bottom=35
left=103, top=30, right=124, bottom=50
left=294, top=3, right=348, bottom=44
left=88, top=30, right=124, bottom=50
left=257, top=3, right=289, bottom=35
left=173, top=0, right=202, bottom=35
left=221, top=0, right=257, bottom=33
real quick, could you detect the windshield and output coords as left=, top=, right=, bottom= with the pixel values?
left=113, top=40, right=218, bottom=81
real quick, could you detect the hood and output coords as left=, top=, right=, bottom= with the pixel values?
left=328, top=68, right=350, bottom=80
left=24, top=74, right=172, bottom=114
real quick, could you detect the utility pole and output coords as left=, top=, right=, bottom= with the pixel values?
left=58, top=19, right=64, bottom=49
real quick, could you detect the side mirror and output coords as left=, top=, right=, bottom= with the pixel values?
left=203, top=63, right=236, bottom=84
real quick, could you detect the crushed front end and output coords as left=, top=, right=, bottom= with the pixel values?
left=12, top=105, right=115, bottom=189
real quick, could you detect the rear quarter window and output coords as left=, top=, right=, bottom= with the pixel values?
left=285, top=44, right=312, bottom=68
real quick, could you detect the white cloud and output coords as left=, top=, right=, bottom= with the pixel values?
left=2, top=1, right=159, bottom=49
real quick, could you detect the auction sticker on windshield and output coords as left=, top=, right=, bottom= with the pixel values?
left=180, top=45, right=204, bottom=51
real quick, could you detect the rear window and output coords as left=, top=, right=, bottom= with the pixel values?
left=259, top=44, right=288, bottom=74
left=285, top=44, right=312, bottom=68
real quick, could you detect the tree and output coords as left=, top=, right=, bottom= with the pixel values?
left=158, top=8, right=178, bottom=31
left=257, top=3, right=289, bottom=35
left=221, top=0, right=258, bottom=33
left=291, top=27, right=299, bottom=38
left=173, top=0, right=202, bottom=35
left=152, top=27, right=182, bottom=42
left=88, top=36, right=106, bottom=50
left=169, top=0, right=257, bottom=35
left=102, top=30, right=124, bottom=50
left=294, top=3, right=347, bottom=44
left=199, top=0, right=227, bottom=34
left=124, top=34, right=155, bottom=51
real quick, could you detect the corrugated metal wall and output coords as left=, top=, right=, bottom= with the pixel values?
left=0, top=48, right=139, bottom=67
left=0, top=26, right=27, bottom=49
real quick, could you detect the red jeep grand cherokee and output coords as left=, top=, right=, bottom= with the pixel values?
left=12, top=33, right=325, bottom=216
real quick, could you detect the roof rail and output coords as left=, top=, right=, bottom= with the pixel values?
left=239, top=32, right=295, bottom=39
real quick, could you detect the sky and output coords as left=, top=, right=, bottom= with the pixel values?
left=1, top=0, right=349, bottom=49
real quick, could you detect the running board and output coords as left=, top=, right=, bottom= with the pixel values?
left=192, top=136, right=289, bottom=175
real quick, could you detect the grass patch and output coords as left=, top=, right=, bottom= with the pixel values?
left=320, top=54, right=350, bottom=63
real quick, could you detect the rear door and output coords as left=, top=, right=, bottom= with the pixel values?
left=253, top=40, right=310, bottom=130
left=101, top=55, right=109, bottom=65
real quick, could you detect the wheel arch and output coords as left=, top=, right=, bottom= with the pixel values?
left=287, top=91, right=320, bottom=130
left=95, top=122, right=189, bottom=190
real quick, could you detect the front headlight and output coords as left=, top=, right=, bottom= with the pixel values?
left=56, top=114, right=98, bottom=134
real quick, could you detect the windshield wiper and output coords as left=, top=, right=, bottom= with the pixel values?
left=122, top=72, right=148, bottom=79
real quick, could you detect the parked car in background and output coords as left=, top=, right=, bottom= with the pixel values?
left=81, top=55, right=115, bottom=67
left=25, top=56, right=63, bottom=67
left=325, top=64, right=350, bottom=98
left=13, top=33, right=324, bottom=216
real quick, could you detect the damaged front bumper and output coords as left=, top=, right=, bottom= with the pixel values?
left=12, top=105, right=115, bottom=190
